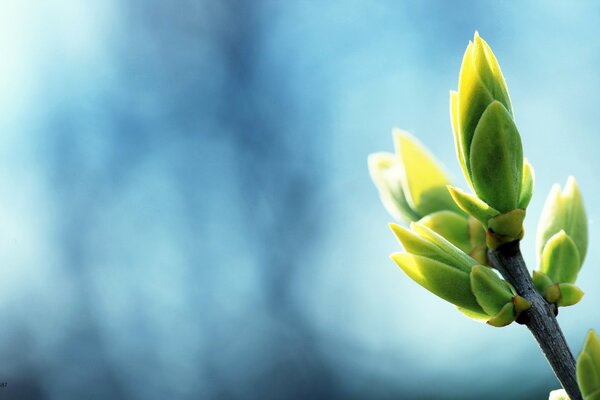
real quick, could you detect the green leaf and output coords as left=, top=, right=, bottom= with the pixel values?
left=469, top=101, right=523, bottom=212
left=393, top=130, right=463, bottom=216
left=368, top=152, right=421, bottom=222
left=389, top=223, right=471, bottom=273
left=447, top=185, right=500, bottom=227
left=391, top=253, right=484, bottom=313
left=473, top=32, right=512, bottom=114
left=540, top=231, right=581, bottom=284
left=417, top=211, right=471, bottom=254
left=470, top=265, right=514, bottom=316
left=518, top=159, right=535, bottom=209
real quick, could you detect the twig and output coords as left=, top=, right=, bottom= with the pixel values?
left=488, top=241, right=582, bottom=400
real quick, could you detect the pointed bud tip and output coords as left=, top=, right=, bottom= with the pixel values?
left=563, top=175, right=580, bottom=197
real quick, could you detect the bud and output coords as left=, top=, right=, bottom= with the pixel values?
left=390, top=222, right=528, bottom=326
left=533, top=177, right=587, bottom=307
left=537, top=177, right=587, bottom=263
left=470, top=265, right=530, bottom=327
left=368, top=130, right=463, bottom=223
left=450, top=32, right=533, bottom=248
left=577, top=330, right=600, bottom=399
left=369, top=131, right=489, bottom=255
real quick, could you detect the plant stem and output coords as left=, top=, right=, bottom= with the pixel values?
left=488, top=241, right=582, bottom=400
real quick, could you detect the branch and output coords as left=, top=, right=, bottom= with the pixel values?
left=488, top=241, right=582, bottom=400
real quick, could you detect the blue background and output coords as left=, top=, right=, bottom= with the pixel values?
left=1, top=1, right=599, bottom=399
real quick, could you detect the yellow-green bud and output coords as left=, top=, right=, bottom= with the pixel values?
left=470, top=265, right=530, bottom=327
left=390, top=221, right=523, bottom=326
left=577, top=330, right=600, bottom=399
left=449, top=33, right=533, bottom=247
left=389, top=222, right=485, bottom=316
left=532, top=270, right=584, bottom=308
left=391, top=253, right=483, bottom=313
left=534, top=177, right=587, bottom=305
left=451, top=32, right=528, bottom=213
left=537, top=177, right=587, bottom=264
left=368, top=130, right=463, bottom=222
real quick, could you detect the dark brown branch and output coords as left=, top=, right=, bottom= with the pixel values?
left=488, top=241, right=582, bottom=400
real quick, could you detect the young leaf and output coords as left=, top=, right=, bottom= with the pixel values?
left=393, top=130, right=462, bottom=216
left=470, top=265, right=514, bottom=316
left=540, top=231, right=581, bottom=284
left=447, top=185, right=500, bottom=226
left=469, top=101, right=523, bottom=213
left=410, top=222, right=478, bottom=271
left=389, top=223, right=471, bottom=273
left=368, top=152, right=421, bottom=222
left=519, top=159, right=535, bottom=209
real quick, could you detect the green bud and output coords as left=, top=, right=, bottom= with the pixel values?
left=452, top=32, right=525, bottom=215
left=540, top=231, right=581, bottom=284
left=577, top=330, right=600, bottom=399
left=455, top=33, right=512, bottom=180
left=537, top=177, right=587, bottom=264
left=535, top=272, right=584, bottom=307
left=391, top=253, right=484, bottom=313
left=469, top=265, right=530, bottom=327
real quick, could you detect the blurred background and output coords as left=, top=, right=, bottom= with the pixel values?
left=0, top=0, right=599, bottom=399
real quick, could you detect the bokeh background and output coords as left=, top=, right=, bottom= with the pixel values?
left=0, top=1, right=599, bottom=399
